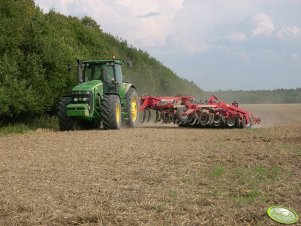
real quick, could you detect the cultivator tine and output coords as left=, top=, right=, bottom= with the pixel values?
left=253, top=116, right=261, bottom=124
left=146, top=109, right=151, bottom=122
left=161, top=112, right=172, bottom=123
left=158, top=112, right=162, bottom=123
left=221, top=116, right=226, bottom=127
left=190, top=118, right=197, bottom=126
left=154, top=110, right=160, bottom=123
left=208, top=112, right=215, bottom=125
left=141, top=109, right=151, bottom=123
left=195, top=116, right=201, bottom=126
left=160, top=112, right=164, bottom=123
left=189, top=114, right=197, bottom=126
left=141, top=110, right=146, bottom=123
left=160, top=112, right=165, bottom=124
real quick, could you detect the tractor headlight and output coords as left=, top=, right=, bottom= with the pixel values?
left=72, top=91, right=91, bottom=103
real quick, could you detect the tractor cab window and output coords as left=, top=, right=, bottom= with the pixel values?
left=84, top=64, right=102, bottom=81
left=84, top=63, right=115, bottom=83
left=114, top=64, right=122, bottom=83
left=100, top=64, right=114, bottom=83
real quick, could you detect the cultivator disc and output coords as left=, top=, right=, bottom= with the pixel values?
left=139, top=95, right=261, bottom=128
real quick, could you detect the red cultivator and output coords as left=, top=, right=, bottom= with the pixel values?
left=139, top=95, right=261, bottom=128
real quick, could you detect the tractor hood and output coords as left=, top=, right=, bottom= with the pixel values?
left=72, top=80, right=103, bottom=92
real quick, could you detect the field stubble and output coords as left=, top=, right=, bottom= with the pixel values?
left=0, top=104, right=300, bottom=225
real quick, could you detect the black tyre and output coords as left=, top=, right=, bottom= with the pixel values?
left=58, top=96, right=76, bottom=131
left=226, top=116, right=236, bottom=128
left=124, top=88, right=139, bottom=128
left=235, top=116, right=241, bottom=128
left=213, top=113, right=222, bottom=127
left=176, top=105, right=188, bottom=123
left=200, top=112, right=210, bottom=126
left=241, top=114, right=252, bottom=128
left=101, top=95, right=121, bottom=130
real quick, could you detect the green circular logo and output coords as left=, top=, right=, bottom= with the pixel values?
left=267, top=206, right=299, bottom=224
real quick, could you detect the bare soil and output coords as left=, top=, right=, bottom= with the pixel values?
left=0, top=105, right=300, bottom=225
left=241, top=104, right=301, bottom=128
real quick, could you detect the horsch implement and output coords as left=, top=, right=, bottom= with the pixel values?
left=139, top=95, right=261, bottom=128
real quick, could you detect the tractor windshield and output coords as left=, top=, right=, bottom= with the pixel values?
left=83, top=63, right=114, bottom=83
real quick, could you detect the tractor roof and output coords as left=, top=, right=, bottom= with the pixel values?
left=82, top=59, right=123, bottom=65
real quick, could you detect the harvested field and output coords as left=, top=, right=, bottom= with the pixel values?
left=0, top=105, right=300, bottom=225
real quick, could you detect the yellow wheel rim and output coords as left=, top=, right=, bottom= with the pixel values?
left=116, top=103, right=121, bottom=124
left=131, top=97, right=138, bottom=122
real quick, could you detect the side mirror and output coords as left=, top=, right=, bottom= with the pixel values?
left=77, top=60, right=84, bottom=83
left=126, top=59, right=133, bottom=68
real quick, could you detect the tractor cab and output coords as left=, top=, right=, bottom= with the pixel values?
left=78, top=59, right=123, bottom=93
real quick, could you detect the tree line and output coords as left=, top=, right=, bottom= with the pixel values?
left=205, top=88, right=301, bottom=104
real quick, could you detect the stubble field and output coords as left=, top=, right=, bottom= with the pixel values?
left=0, top=104, right=300, bottom=225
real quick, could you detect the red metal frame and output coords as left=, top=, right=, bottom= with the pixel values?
left=139, top=95, right=261, bottom=128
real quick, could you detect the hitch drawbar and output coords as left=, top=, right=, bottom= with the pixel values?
left=139, top=95, right=261, bottom=128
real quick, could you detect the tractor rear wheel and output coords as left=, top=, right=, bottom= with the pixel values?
left=58, top=96, right=76, bottom=131
left=124, top=88, right=139, bottom=128
left=101, top=95, right=121, bottom=130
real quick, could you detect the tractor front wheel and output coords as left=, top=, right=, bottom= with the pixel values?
left=58, top=96, right=77, bottom=131
left=101, top=95, right=121, bottom=130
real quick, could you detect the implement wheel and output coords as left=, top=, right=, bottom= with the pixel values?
left=242, top=114, right=252, bottom=128
left=200, top=112, right=210, bottom=126
left=176, top=106, right=188, bottom=123
left=124, top=88, right=139, bottom=128
left=101, top=95, right=121, bottom=130
left=58, top=96, right=77, bottom=131
left=226, top=116, right=236, bottom=128
left=213, top=113, right=222, bottom=127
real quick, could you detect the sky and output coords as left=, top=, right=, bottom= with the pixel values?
left=34, top=0, right=301, bottom=91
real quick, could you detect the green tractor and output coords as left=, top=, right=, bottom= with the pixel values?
left=58, top=58, right=139, bottom=130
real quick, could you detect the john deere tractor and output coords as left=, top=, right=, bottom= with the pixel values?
left=58, top=58, right=139, bottom=130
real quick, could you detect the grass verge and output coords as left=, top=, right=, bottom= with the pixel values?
left=0, top=116, right=58, bottom=135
